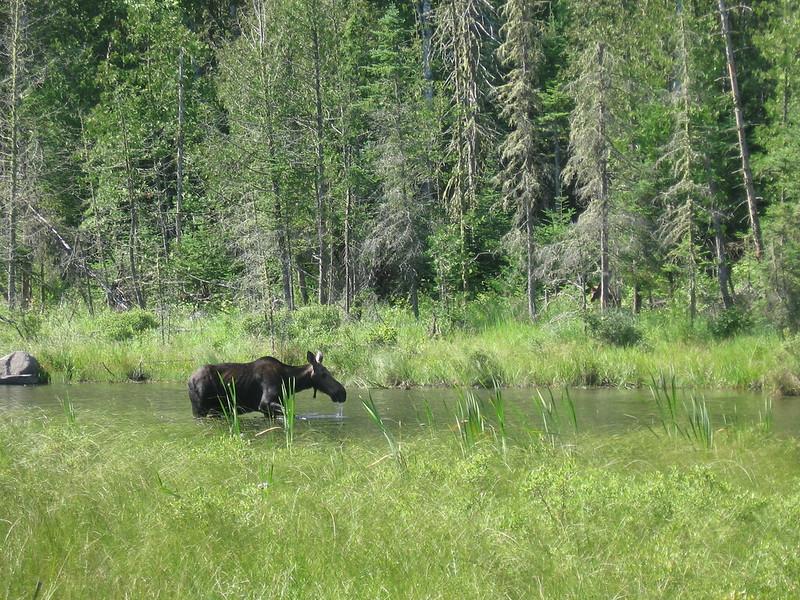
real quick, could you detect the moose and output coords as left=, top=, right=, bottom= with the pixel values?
left=187, top=351, right=346, bottom=418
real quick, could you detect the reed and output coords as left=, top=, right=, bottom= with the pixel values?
left=649, top=375, right=714, bottom=449
left=217, top=373, right=241, bottom=437
left=489, top=383, right=507, bottom=455
left=58, top=395, right=76, bottom=426
left=281, top=379, right=296, bottom=448
left=361, top=391, right=402, bottom=464
left=455, top=389, right=485, bottom=454
left=686, top=396, right=714, bottom=450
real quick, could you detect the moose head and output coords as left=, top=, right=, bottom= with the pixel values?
left=307, top=351, right=346, bottom=403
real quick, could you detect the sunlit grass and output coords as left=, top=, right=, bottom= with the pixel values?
left=1, top=406, right=799, bottom=599
left=1, top=303, right=795, bottom=392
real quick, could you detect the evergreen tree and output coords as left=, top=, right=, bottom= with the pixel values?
left=362, top=5, right=432, bottom=319
left=562, top=0, right=629, bottom=311
left=496, top=0, right=548, bottom=320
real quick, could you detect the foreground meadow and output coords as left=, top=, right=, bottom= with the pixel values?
left=1, top=400, right=799, bottom=599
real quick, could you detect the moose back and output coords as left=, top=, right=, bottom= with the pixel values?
left=188, top=351, right=346, bottom=417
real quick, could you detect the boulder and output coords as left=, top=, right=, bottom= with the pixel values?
left=0, top=351, right=43, bottom=385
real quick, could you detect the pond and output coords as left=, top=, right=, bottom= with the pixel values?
left=1, top=382, right=797, bottom=439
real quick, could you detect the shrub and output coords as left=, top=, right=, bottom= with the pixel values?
left=288, top=305, right=342, bottom=346
left=365, top=322, right=398, bottom=346
left=99, top=309, right=159, bottom=341
left=583, top=310, right=642, bottom=347
left=707, top=307, right=752, bottom=339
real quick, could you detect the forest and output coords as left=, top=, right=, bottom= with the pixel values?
left=1, top=0, right=799, bottom=335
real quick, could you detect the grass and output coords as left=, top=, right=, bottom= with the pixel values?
left=1, top=398, right=799, bottom=599
left=281, top=379, right=296, bottom=448
left=1, top=300, right=799, bottom=394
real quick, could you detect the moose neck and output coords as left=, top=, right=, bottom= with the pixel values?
left=284, top=364, right=314, bottom=394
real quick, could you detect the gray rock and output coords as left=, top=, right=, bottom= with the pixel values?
left=0, top=351, right=42, bottom=385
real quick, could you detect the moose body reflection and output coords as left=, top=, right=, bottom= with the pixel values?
left=188, top=351, right=346, bottom=418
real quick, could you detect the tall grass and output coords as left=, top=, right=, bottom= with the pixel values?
left=489, top=383, right=507, bottom=455
left=58, top=395, right=76, bottom=427
left=455, top=389, right=485, bottom=454
left=2, top=407, right=799, bottom=598
left=1, top=302, right=795, bottom=392
left=649, top=376, right=714, bottom=449
left=535, top=388, right=578, bottom=442
left=217, top=374, right=241, bottom=437
left=361, top=391, right=403, bottom=465
left=281, top=379, right=296, bottom=448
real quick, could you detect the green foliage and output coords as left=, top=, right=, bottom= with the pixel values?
left=98, top=309, right=159, bottom=341
left=467, top=350, right=504, bottom=387
left=708, top=307, right=753, bottom=340
left=0, top=310, right=42, bottom=341
left=170, top=227, right=239, bottom=306
left=3, top=404, right=800, bottom=597
left=287, top=305, right=342, bottom=344
left=364, top=322, right=398, bottom=346
left=583, top=309, right=643, bottom=347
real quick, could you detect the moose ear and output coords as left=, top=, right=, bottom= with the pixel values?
left=315, top=351, right=324, bottom=364
left=307, top=351, right=316, bottom=365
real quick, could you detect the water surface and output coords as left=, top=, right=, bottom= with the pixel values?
left=1, top=383, right=797, bottom=439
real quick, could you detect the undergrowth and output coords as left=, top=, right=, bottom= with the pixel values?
left=0, top=299, right=796, bottom=393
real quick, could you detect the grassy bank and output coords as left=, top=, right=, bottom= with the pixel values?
left=1, top=400, right=799, bottom=598
left=2, top=299, right=799, bottom=392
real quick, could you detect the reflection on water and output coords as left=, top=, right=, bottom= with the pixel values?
left=1, top=382, right=798, bottom=438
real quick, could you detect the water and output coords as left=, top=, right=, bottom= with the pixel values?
left=1, top=383, right=798, bottom=438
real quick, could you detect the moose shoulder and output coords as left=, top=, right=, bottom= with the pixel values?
left=188, top=351, right=346, bottom=418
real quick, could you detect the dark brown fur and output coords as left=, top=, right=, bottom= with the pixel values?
left=187, top=351, right=345, bottom=418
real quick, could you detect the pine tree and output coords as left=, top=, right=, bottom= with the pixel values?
left=362, top=4, right=431, bottom=319
left=435, top=0, right=495, bottom=295
left=563, top=12, right=618, bottom=310
left=496, top=0, right=548, bottom=320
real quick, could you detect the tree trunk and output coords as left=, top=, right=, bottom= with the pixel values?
left=717, top=0, right=763, bottom=260
left=633, top=283, right=641, bottom=314
left=419, top=0, right=433, bottom=102
left=706, top=157, right=734, bottom=309
left=553, top=135, right=561, bottom=206
left=5, top=0, right=23, bottom=309
left=176, top=47, right=185, bottom=244
left=525, top=196, right=536, bottom=320
left=344, top=179, right=353, bottom=315
left=311, top=18, right=328, bottom=304
left=298, top=262, right=309, bottom=306
left=597, top=43, right=611, bottom=312
left=712, top=207, right=734, bottom=309
left=119, top=104, right=145, bottom=309
left=411, top=271, right=419, bottom=320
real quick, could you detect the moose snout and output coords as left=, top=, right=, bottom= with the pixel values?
left=333, top=388, right=347, bottom=403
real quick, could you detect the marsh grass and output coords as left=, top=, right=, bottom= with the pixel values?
left=759, top=396, right=774, bottom=433
left=361, top=391, right=403, bottom=465
left=649, top=375, right=714, bottom=449
left=535, top=388, right=578, bottom=442
left=2, top=409, right=799, bottom=599
left=217, top=374, right=241, bottom=437
left=455, top=389, right=485, bottom=454
left=280, top=379, right=296, bottom=448
left=2, top=304, right=795, bottom=392
left=489, top=383, right=507, bottom=455
left=58, top=395, right=76, bottom=427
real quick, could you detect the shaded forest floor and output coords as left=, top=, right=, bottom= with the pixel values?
left=3, top=298, right=799, bottom=394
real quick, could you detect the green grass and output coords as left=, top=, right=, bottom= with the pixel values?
left=2, top=301, right=799, bottom=393
left=1, top=406, right=799, bottom=598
